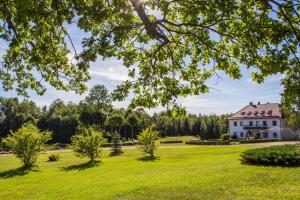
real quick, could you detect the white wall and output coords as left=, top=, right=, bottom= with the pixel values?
left=229, top=118, right=282, bottom=139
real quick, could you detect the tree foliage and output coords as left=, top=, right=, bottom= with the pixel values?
left=2, top=123, right=52, bottom=168
left=137, top=125, right=159, bottom=157
left=0, top=1, right=298, bottom=111
left=84, top=84, right=112, bottom=110
left=71, top=128, right=106, bottom=162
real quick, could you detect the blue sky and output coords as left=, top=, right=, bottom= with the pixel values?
left=0, top=23, right=283, bottom=115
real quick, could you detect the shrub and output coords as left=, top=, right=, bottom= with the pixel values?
left=185, top=140, right=230, bottom=145
left=71, top=128, right=107, bottom=162
left=241, top=144, right=300, bottom=166
left=2, top=124, right=52, bottom=168
left=221, top=133, right=230, bottom=141
left=160, top=140, right=183, bottom=144
left=239, top=139, right=277, bottom=144
left=48, top=154, right=60, bottom=162
left=137, top=125, right=159, bottom=157
left=231, top=135, right=238, bottom=139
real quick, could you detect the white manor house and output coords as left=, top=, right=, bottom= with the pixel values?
left=228, top=102, right=299, bottom=140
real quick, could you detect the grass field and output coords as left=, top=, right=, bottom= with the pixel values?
left=1, top=145, right=300, bottom=200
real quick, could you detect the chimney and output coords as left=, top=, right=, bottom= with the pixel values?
left=258, top=101, right=260, bottom=105
left=249, top=102, right=253, bottom=105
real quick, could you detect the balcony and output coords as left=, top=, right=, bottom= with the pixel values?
left=243, top=125, right=268, bottom=130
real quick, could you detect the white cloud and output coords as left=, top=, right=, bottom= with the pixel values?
left=90, top=65, right=129, bottom=81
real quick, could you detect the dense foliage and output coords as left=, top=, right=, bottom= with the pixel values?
left=241, top=144, right=300, bottom=166
left=1, top=124, right=52, bottom=168
left=138, top=126, right=159, bottom=157
left=0, top=95, right=229, bottom=143
left=71, top=128, right=106, bottom=162
left=0, top=0, right=298, bottom=113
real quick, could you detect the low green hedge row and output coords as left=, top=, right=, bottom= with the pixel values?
left=239, top=139, right=278, bottom=144
left=102, top=141, right=140, bottom=147
left=185, top=140, right=230, bottom=145
left=241, top=144, right=300, bottom=166
left=160, top=140, right=183, bottom=144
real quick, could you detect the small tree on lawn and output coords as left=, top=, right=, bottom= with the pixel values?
left=2, top=123, right=52, bottom=168
left=110, top=131, right=122, bottom=155
left=137, top=125, right=159, bottom=157
left=71, top=128, right=106, bottom=162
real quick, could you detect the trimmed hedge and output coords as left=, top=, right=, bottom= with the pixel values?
left=241, top=144, right=300, bottom=166
left=160, top=140, right=183, bottom=144
left=102, top=141, right=139, bottom=147
left=185, top=140, right=230, bottom=145
left=239, top=139, right=278, bottom=144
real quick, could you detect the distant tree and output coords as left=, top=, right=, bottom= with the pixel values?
left=71, top=128, right=106, bottom=162
left=85, top=85, right=112, bottom=110
left=137, top=125, right=159, bottom=157
left=200, top=119, right=208, bottom=139
left=126, top=113, right=139, bottom=141
left=0, top=98, right=41, bottom=136
left=2, top=124, right=52, bottom=168
left=105, top=114, right=124, bottom=135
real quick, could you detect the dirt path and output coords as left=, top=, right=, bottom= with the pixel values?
left=1, top=141, right=299, bottom=157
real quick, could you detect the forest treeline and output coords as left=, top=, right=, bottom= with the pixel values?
left=0, top=85, right=229, bottom=143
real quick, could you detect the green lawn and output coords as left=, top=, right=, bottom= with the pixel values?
left=0, top=145, right=300, bottom=200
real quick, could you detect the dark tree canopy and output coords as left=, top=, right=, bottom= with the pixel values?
left=0, top=0, right=299, bottom=112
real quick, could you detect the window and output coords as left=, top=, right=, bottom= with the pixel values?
left=273, top=132, right=278, bottom=138
left=272, top=120, right=277, bottom=126
left=234, top=121, right=237, bottom=126
left=240, top=132, right=244, bottom=138
left=240, top=121, right=243, bottom=126
left=256, top=121, right=259, bottom=127
left=263, top=121, right=267, bottom=126
left=263, top=132, right=268, bottom=138
left=234, top=132, right=237, bottom=137
left=249, top=121, right=253, bottom=126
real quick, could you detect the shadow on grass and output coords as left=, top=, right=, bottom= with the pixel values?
left=109, top=151, right=123, bottom=157
left=240, top=159, right=300, bottom=168
left=137, top=156, right=160, bottom=162
left=0, top=167, right=40, bottom=179
left=62, top=160, right=101, bottom=171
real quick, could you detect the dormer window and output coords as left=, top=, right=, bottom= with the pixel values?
left=260, top=111, right=265, bottom=115
left=254, top=111, right=258, bottom=115
left=241, top=112, right=245, bottom=115
left=247, top=111, right=252, bottom=115
left=267, top=110, right=272, bottom=115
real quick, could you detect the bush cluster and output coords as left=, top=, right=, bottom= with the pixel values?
left=221, top=134, right=230, bottom=141
left=241, top=144, right=300, bottom=166
left=239, top=139, right=277, bottom=144
left=185, top=140, right=230, bottom=145
left=160, top=140, right=183, bottom=144
left=48, top=154, right=60, bottom=162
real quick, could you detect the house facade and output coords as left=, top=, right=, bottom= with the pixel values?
left=228, top=102, right=289, bottom=140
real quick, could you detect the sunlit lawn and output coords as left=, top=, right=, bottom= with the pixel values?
left=0, top=145, right=300, bottom=200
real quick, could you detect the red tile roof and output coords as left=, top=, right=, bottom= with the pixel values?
left=228, top=103, right=283, bottom=120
